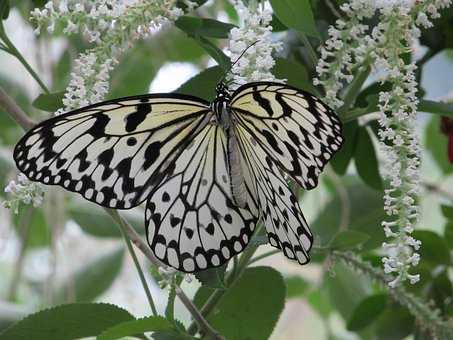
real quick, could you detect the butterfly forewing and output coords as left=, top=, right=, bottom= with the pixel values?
left=231, top=82, right=343, bottom=190
left=14, top=94, right=211, bottom=209
left=145, top=124, right=259, bottom=272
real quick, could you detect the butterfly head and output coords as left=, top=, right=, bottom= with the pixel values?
left=215, top=82, right=230, bottom=98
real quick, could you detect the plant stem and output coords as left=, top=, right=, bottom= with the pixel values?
left=0, top=87, right=36, bottom=130
left=113, top=211, right=157, bottom=315
left=298, top=32, right=318, bottom=69
left=188, top=226, right=263, bottom=336
left=7, top=206, right=34, bottom=301
left=338, top=65, right=371, bottom=116
left=248, top=249, right=280, bottom=265
left=0, top=23, right=50, bottom=94
left=332, top=251, right=453, bottom=338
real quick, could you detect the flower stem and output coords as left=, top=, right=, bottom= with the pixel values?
left=332, top=251, right=452, bottom=338
left=113, top=211, right=157, bottom=315
left=0, top=22, right=50, bottom=94
left=338, top=65, right=371, bottom=116
left=298, top=32, right=318, bottom=68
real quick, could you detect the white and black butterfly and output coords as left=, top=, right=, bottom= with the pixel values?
left=14, top=80, right=343, bottom=272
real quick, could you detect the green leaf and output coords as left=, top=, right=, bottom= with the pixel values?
left=325, top=262, right=371, bottom=320
left=0, top=0, right=10, bottom=20
left=270, top=0, right=319, bottom=38
left=354, top=127, right=383, bottom=190
left=329, top=230, right=370, bottom=250
left=419, top=100, right=453, bottom=117
left=195, top=264, right=227, bottom=289
left=98, top=316, right=174, bottom=340
left=109, top=41, right=156, bottom=98
left=375, top=306, right=414, bottom=340
left=175, top=16, right=236, bottom=39
left=444, top=222, right=453, bottom=249
left=331, top=121, right=359, bottom=175
left=441, top=204, right=453, bottom=220
left=272, top=58, right=318, bottom=95
left=425, top=116, right=453, bottom=174
left=285, top=276, right=310, bottom=298
left=67, top=203, right=144, bottom=238
left=347, top=294, right=388, bottom=331
left=206, top=266, right=285, bottom=340
left=32, top=92, right=64, bottom=112
left=413, top=230, right=450, bottom=265
left=0, top=303, right=135, bottom=340
left=175, top=66, right=223, bottom=101
left=54, top=247, right=124, bottom=303
left=312, top=178, right=385, bottom=251
left=52, top=49, right=71, bottom=91
left=191, top=36, right=231, bottom=72
left=270, top=15, right=287, bottom=32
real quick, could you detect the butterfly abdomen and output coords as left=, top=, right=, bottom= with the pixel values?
left=226, top=127, right=247, bottom=208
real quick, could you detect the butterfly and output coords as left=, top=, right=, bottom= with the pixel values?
left=13, top=80, right=343, bottom=272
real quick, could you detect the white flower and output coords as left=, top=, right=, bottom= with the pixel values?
left=3, top=173, right=44, bottom=213
left=227, top=0, right=283, bottom=88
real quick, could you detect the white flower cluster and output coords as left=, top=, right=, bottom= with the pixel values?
left=227, top=1, right=283, bottom=88
left=31, top=0, right=192, bottom=113
left=314, top=0, right=452, bottom=287
left=3, top=173, right=44, bottom=214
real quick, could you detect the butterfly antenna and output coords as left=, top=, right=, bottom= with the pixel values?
left=219, top=40, right=260, bottom=85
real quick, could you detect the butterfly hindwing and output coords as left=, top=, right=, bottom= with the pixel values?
left=14, top=94, right=211, bottom=209
left=237, top=124, right=313, bottom=264
left=145, top=124, right=259, bottom=272
left=231, top=82, right=343, bottom=190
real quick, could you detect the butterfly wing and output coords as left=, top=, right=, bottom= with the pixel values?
left=237, top=125, right=313, bottom=264
left=14, top=94, right=212, bottom=209
left=231, top=82, right=343, bottom=189
left=145, top=123, right=259, bottom=272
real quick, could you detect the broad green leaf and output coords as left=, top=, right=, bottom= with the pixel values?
left=325, top=262, right=371, bottom=320
left=151, top=332, right=196, bottom=340
left=175, top=16, right=235, bottom=39
left=175, top=66, right=223, bottom=101
left=331, top=121, right=359, bottom=175
left=425, top=116, right=453, bottom=174
left=270, top=15, right=287, bottom=32
left=0, top=303, right=135, bottom=340
left=191, top=36, right=231, bottom=72
left=441, top=204, right=453, bottom=220
left=354, top=127, right=383, bottom=190
left=67, top=203, right=144, bottom=238
left=52, top=49, right=71, bottom=91
left=375, top=306, right=414, bottom=340
left=428, top=270, right=453, bottom=315
left=195, top=264, right=227, bottom=289
left=54, top=247, right=124, bottom=303
left=98, top=316, right=174, bottom=340
left=109, top=41, right=156, bottom=98
left=272, top=58, right=319, bottom=95
left=329, top=230, right=370, bottom=250
left=32, top=92, right=64, bottom=112
left=206, top=266, right=285, bottom=340
left=285, top=276, right=310, bottom=298
left=347, top=294, right=388, bottom=331
left=13, top=207, right=50, bottom=248
left=412, top=230, right=450, bottom=265
left=270, top=0, right=319, bottom=38
left=445, top=222, right=453, bottom=249
left=419, top=100, right=453, bottom=117
left=312, top=179, right=385, bottom=251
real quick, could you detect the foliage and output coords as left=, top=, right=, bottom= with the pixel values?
left=0, top=1, right=452, bottom=340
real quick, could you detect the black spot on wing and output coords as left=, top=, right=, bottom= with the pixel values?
left=143, top=141, right=160, bottom=170
left=252, top=89, right=273, bottom=116
left=125, top=103, right=152, bottom=132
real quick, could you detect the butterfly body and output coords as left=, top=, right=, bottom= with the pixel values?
left=14, top=81, right=343, bottom=272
